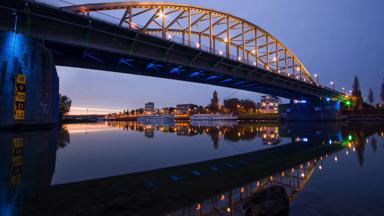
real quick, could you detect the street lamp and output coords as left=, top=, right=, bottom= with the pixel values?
left=330, top=81, right=335, bottom=89
left=158, top=11, right=165, bottom=18
left=314, top=73, right=319, bottom=83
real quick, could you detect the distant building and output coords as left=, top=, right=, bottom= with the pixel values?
left=210, top=91, right=220, bottom=111
left=176, top=104, right=198, bottom=113
left=145, top=102, right=155, bottom=112
left=260, top=95, right=281, bottom=113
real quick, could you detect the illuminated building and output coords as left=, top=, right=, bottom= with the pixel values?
left=260, top=95, right=281, bottom=113
left=144, top=102, right=155, bottom=112
left=176, top=104, right=198, bottom=113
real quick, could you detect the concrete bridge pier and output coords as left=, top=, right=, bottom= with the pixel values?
left=278, top=100, right=340, bottom=121
left=0, top=32, right=59, bottom=128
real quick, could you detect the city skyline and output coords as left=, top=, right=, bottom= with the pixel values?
left=57, top=0, right=384, bottom=114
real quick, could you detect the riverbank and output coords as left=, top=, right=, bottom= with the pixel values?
left=341, top=109, right=384, bottom=121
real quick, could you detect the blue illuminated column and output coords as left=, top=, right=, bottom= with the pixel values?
left=0, top=31, right=59, bottom=128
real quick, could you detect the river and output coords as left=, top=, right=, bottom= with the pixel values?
left=0, top=121, right=383, bottom=215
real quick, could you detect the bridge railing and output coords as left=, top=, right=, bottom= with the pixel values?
left=35, top=0, right=320, bottom=87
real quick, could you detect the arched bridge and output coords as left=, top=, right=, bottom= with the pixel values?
left=0, top=0, right=345, bottom=101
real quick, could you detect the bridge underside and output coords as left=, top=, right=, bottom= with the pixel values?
left=50, top=41, right=318, bottom=100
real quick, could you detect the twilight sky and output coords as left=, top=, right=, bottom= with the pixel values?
left=55, top=0, right=384, bottom=114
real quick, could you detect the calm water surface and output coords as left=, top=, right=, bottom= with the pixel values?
left=0, top=121, right=383, bottom=216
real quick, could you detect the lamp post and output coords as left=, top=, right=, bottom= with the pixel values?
left=314, top=73, right=319, bottom=84
left=330, top=81, right=335, bottom=89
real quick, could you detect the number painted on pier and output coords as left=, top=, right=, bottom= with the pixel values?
left=10, top=138, right=23, bottom=186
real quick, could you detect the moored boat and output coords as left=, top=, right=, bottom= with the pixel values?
left=190, top=113, right=237, bottom=121
left=138, top=114, right=174, bottom=125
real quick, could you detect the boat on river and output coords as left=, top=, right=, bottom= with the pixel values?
left=190, top=113, right=237, bottom=121
left=137, top=114, right=174, bottom=125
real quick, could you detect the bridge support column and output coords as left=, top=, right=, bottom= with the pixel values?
left=0, top=32, right=59, bottom=128
left=278, top=100, right=340, bottom=121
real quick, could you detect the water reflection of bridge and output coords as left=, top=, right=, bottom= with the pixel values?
left=169, top=157, right=318, bottom=215
left=23, top=130, right=344, bottom=215
left=0, top=122, right=382, bottom=216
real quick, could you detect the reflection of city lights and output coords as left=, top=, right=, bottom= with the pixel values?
left=256, top=181, right=260, bottom=187
left=227, top=207, right=231, bottom=212
left=334, top=156, right=338, bottom=162
left=291, top=168, right=295, bottom=173
left=319, top=165, right=322, bottom=170
left=240, top=187, right=245, bottom=193
left=353, top=147, right=356, bottom=152
left=301, top=173, right=305, bottom=178
left=196, top=203, right=201, bottom=210
left=348, top=134, right=353, bottom=141
left=220, top=194, right=225, bottom=200
left=346, top=151, right=349, bottom=155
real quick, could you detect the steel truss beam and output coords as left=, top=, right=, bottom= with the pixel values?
left=63, top=2, right=314, bottom=82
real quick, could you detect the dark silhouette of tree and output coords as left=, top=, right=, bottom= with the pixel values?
left=241, top=99, right=257, bottom=109
left=368, top=88, right=374, bottom=104
left=59, top=94, right=72, bottom=122
left=224, top=98, right=240, bottom=112
left=352, top=76, right=360, bottom=93
left=381, top=78, right=384, bottom=102
left=57, top=126, right=70, bottom=149
left=351, top=76, right=363, bottom=110
left=354, top=131, right=365, bottom=167
left=224, top=98, right=256, bottom=113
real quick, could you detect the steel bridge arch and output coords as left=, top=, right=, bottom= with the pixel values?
left=63, top=1, right=314, bottom=83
